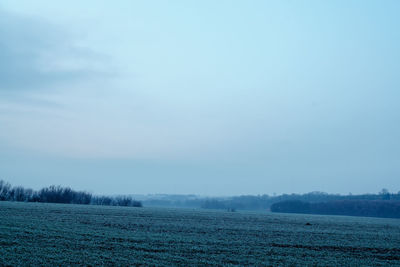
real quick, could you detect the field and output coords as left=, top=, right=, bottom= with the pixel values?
left=1, top=202, right=400, bottom=266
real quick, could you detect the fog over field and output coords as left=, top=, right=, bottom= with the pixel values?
left=1, top=0, right=399, bottom=196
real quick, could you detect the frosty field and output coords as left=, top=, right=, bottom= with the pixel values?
left=1, top=201, right=399, bottom=266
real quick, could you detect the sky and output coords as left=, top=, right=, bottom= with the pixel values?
left=0, top=0, right=399, bottom=196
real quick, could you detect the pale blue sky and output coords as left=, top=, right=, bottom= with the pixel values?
left=0, top=0, right=399, bottom=195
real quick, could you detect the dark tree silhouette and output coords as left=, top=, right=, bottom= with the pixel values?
left=271, top=200, right=400, bottom=219
left=0, top=180, right=142, bottom=208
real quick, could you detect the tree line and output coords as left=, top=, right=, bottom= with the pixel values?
left=0, top=180, right=142, bottom=207
left=270, top=200, right=400, bottom=219
left=201, top=189, right=400, bottom=211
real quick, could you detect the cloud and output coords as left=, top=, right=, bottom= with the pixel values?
left=0, top=8, right=110, bottom=93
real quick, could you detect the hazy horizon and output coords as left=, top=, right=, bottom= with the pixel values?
left=1, top=1, right=399, bottom=196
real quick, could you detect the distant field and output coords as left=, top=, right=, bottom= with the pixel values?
left=1, top=202, right=399, bottom=266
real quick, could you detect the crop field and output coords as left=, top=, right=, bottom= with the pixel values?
left=0, top=202, right=400, bottom=266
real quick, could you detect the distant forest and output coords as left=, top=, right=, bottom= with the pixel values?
left=200, top=189, right=400, bottom=219
left=270, top=200, right=400, bottom=219
left=200, top=189, right=400, bottom=211
left=138, top=189, right=400, bottom=219
left=0, top=180, right=142, bottom=207
left=2, top=179, right=399, bottom=218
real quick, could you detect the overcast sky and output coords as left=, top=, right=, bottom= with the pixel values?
left=0, top=0, right=399, bottom=196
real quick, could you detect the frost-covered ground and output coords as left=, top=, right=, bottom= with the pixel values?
left=1, top=201, right=399, bottom=266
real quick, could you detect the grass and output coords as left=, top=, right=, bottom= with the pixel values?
left=1, top=201, right=400, bottom=266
